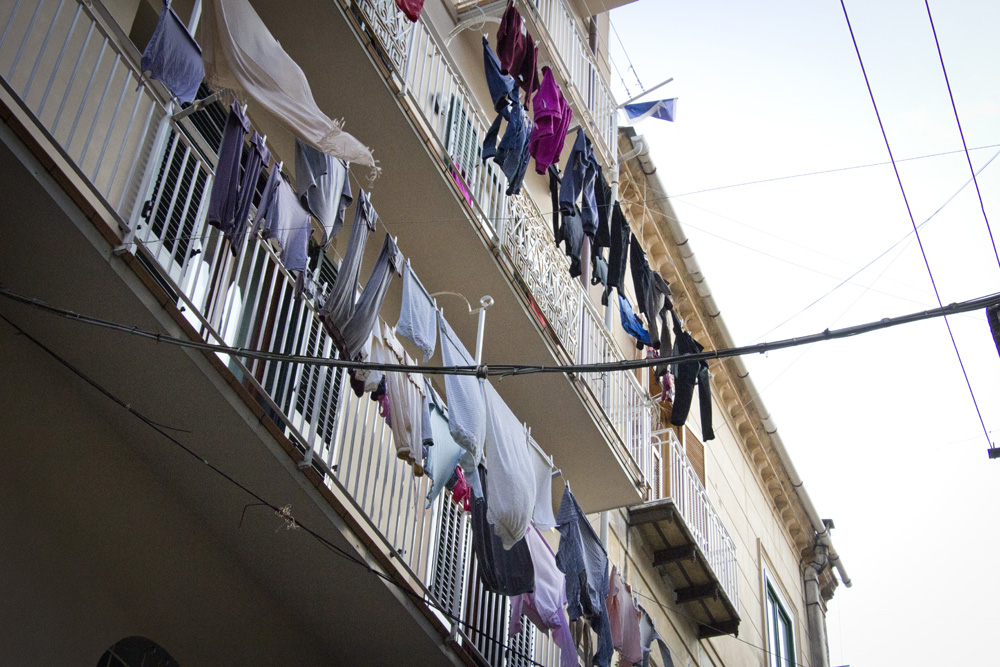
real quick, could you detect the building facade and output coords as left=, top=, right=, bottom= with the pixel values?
left=0, top=0, right=846, bottom=665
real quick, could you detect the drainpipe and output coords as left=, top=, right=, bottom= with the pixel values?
left=804, top=543, right=831, bottom=667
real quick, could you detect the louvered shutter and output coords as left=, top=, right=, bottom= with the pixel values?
left=445, top=95, right=481, bottom=188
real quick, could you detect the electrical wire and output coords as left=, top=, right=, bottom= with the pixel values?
left=3, top=285, right=998, bottom=380
left=0, top=309, right=547, bottom=667
left=839, top=0, right=994, bottom=451
left=747, top=144, right=1000, bottom=342
left=609, top=18, right=643, bottom=93
left=639, top=142, right=1000, bottom=201
left=923, top=0, right=1000, bottom=271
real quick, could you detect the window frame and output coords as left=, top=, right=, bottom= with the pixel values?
left=762, top=566, right=796, bottom=667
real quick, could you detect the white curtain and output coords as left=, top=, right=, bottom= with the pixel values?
left=198, top=0, right=378, bottom=176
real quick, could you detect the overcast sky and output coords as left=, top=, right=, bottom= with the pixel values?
left=608, top=1, right=1000, bottom=664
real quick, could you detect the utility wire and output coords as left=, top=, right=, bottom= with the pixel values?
left=3, top=285, right=998, bottom=379
left=923, top=0, right=1000, bottom=271
left=644, top=142, right=1000, bottom=201
left=839, top=0, right=993, bottom=452
left=748, top=144, right=1000, bottom=342
left=0, top=309, right=547, bottom=667
left=609, top=18, right=644, bottom=93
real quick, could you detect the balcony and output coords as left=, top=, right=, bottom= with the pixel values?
left=0, top=0, right=650, bottom=663
left=628, top=429, right=741, bottom=639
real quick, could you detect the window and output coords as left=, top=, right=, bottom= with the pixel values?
left=764, top=575, right=795, bottom=667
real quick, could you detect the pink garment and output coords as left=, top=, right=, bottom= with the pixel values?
left=394, top=0, right=425, bottom=22
left=510, top=527, right=576, bottom=667
left=529, top=67, right=573, bottom=174
left=606, top=565, right=643, bottom=665
left=496, top=0, right=539, bottom=108
left=451, top=465, right=472, bottom=512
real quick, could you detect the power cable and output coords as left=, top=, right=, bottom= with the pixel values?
left=609, top=18, right=643, bottom=93
left=923, top=0, right=1000, bottom=271
left=3, top=285, right=997, bottom=379
left=839, top=0, right=993, bottom=452
left=0, top=309, right=547, bottom=667
left=645, top=142, right=1000, bottom=200
left=747, top=144, right=1000, bottom=342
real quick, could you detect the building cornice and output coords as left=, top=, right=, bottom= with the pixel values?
left=616, top=134, right=838, bottom=597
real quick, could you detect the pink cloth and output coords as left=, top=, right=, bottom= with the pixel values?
left=510, top=527, right=576, bottom=667
left=451, top=465, right=472, bottom=512
left=529, top=67, right=572, bottom=174
left=496, top=0, right=539, bottom=108
left=394, top=0, right=425, bottom=22
left=607, top=565, right=643, bottom=665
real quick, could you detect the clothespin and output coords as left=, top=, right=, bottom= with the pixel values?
left=241, top=102, right=248, bottom=115
left=261, top=134, right=267, bottom=146
left=276, top=160, right=283, bottom=172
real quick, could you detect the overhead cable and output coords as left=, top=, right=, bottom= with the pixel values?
left=2, top=285, right=998, bottom=379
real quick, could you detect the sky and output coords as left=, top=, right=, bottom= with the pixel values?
left=607, top=1, right=1000, bottom=665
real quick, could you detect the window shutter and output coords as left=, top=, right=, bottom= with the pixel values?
left=681, top=425, right=706, bottom=487
left=445, top=95, right=481, bottom=188
left=431, top=495, right=469, bottom=618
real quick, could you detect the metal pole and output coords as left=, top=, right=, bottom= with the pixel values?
left=474, top=295, right=494, bottom=364
left=619, top=76, right=674, bottom=108
left=187, top=0, right=203, bottom=34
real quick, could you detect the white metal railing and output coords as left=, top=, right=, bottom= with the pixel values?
left=0, top=0, right=165, bottom=221
left=518, top=0, right=617, bottom=167
left=653, top=429, right=740, bottom=610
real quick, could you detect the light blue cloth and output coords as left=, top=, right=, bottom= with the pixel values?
left=623, top=99, right=676, bottom=123
left=397, top=263, right=437, bottom=362
left=141, top=1, right=204, bottom=104
left=438, top=312, right=485, bottom=467
left=425, top=395, right=465, bottom=508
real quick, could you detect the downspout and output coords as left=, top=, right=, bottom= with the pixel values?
left=804, top=543, right=831, bottom=667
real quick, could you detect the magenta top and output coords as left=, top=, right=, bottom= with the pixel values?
left=529, top=67, right=573, bottom=174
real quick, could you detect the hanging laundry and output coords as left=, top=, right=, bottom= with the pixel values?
left=482, top=37, right=532, bottom=196
left=470, top=467, right=534, bottom=596
left=593, top=167, right=613, bottom=251
left=559, top=129, right=599, bottom=236
left=451, top=465, right=472, bottom=511
left=646, top=272, right=674, bottom=352
left=141, top=0, right=204, bottom=104
left=638, top=607, right=675, bottom=667
left=618, top=294, right=650, bottom=348
left=397, top=262, right=437, bottom=362
left=425, top=389, right=466, bottom=507
left=227, top=131, right=269, bottom=256
left=482, top=382, right=536, bottom=549
left=555, top=208, right=585, bottom=278
left=253, top=172, right=312, bottom=290
left=510, top=526, right=576, bottom=667
left=604, top=202, right=630, bottom=306
left=372, top=323, right=426, bottom=469
left=606, top=565, right=643, bottom=666
left=198, top=0, right=377, bottom=175
left=295, top=138, right=352, bottom=247
left=629, top=234, right=651, bottom=321
left=394, top=0, right=426, bottom=22
left=659, top=312, right=714, bottom=441
left=496, top=0, right=540, bottom=108
left=438, top=312, right=485, bottom=469
left=207, top=101, right=251, bottom=233
left=527, top=436, right=557, bottom=531
left=556, top=486, right=614, bottom=667
left=591, top=253, right=609, bottom=293
left=319, top=191, right=402, bottom=361
left=529, top=67, right=573, bottom=175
